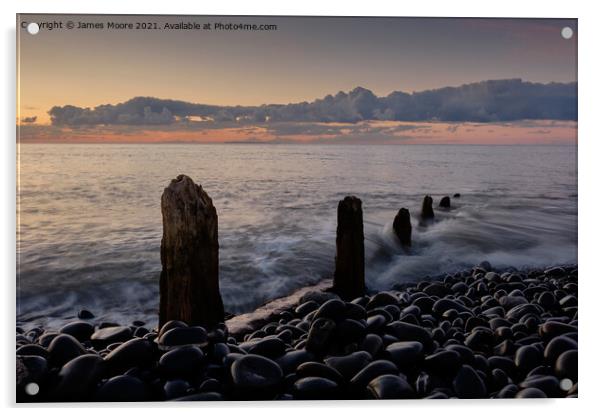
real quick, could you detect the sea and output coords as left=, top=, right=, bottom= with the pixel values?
left=16, top=143, right=577, bottom=329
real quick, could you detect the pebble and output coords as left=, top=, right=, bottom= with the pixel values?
left=159, top=345, right=205, bottom=377
left=292, top=377, right=340, bottom=399
left=367, top=374, right=415, bottom=399
left=90, top=326, right=132, bottom=349
left=59, top=321, right=95, bottom=342
left=453, top=365, right=487, bottom=398
left=158, top=326, right=208, bottom=348
left=385, top=341, right=424, bottom=368
left=95, top=375, right=149, bottom=401
left=231, top=354, right=283, bottom=398
left=554, top=349, right=577, bottom=381
left=47, top=334, right=86, bottom=368
left=104, top=338, right=154, bottom=373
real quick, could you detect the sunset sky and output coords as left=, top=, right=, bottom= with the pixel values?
left=17, top=15, right=577, bottom=144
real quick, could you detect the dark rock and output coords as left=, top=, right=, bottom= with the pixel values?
left=433, top=298, right=471, bottom=315
left=554, top=349, right=577, bottom=381
left=515, top=387, right=547, bottom=398
left=424, top=350, right=461, bottom=375
left=231, top=354, right=283, bottom=397
left=514, top=345, right=542, bottom=373
left=159, top=345, right=205, bottom=378
left=519, top=375, right=561, bottom=397
left=47, top=334, right=86, bottom=368
left=95, top=375, right=149, bottom=401
left=544, top=335, right=578, bottom=363
left=295, top=301, right=320, bottom=317
left=164, top=379, right=190, bottom=400
left=334, top=319, right=366, bottom=344
left=423, top=282, right=449, bottom=297
left=386, top=321, right=433, bottom=350
left=453, top=193, right=461, bottom=198
left=359, top=334, right=383, bottom=357
left=314, top=299, right=347, bottom=322
left=333, top=196, right=365, bottom=300
left=104, top=338, right=154, bottom=373
left=324, top=351, right=372, bottom=380
left=16, top=344, right=48, bottom=358
left=59, top=322, right=95, bottom=342
left=158, top=320, right=188, bottom=338
left=157, top=326, right=208, bottom=348
left=385, top=341, right=424, bottom=369
left=172, top=392, right=224, bottom=401
left=296, top=361, right=345, bottom=385
left=305, top=318, right=336, bottom=355
left=393, top=208, right=412, bottom=247
left=52, top=354, right=105, bottom=401
left=496, top=383, right=519, bottom=398
left=350, top=360, right=398, bottom=389
left=367, top=374, right=415, bottom=399
left=90, top=326, right=132, bottom=349
left=292, top=377, right=340, bottom=400
left=275, top=349, right=314, bottom=374
left=16, top=355, right=47, bottom=395
left=539, top=321, right=577, bottom=341
left=77, top=309, right=95, bottom=320
left=452, top=365, right=487, bottom=399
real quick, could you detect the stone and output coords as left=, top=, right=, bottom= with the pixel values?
left=47, top=334, right=86, bottom=368
left=453, top=193, right=461, bottom=198
left=230, top=354, right=283, bottom=397
left=420, top=195, right=435, bottom=222
left=439, top=196, right=451, bottom=208
left=159, top=175, right=224, bottom=327
left=305, top=318, right=336, bottom=355
left=104, top=338, right=154, bottom=373
left=515, top=387, right=547, bottom=398
left=393, top=208, right=412, bottom=247
left=367, top=374, right=415, bottom=399
left=59, top=321, right=95, bottom=342
left=52, top=354, right=105, bottom=401
left=90, top=326, right=132, bottom=349
left=158, top=326, right=208, bottom=347
left=324, top=351, right=372, bottom=380
left=240, top=337, right=286, bottom=359
left=544, top=336, right=578, bottom=363
left=77, top=309, right=94, bottom=320
left=452, top=365, right=487, bottom=399
left=296, top=361, right=345, bottom=384
left=159, top=345, right=206, bottom=377
left=164, top=379, right=191, bottom=400
left=385, top=341, right=424, bottom=368
left=172, top=392, right=224, bottom=401
left=424, top=350, right=461, bottom=375
left=16, top=344, right=48, bottom=358
left=514, top=345, right=542, bottom=373
left=333, top=196, right=365, bottom=300
left=349, top=360, right=398, bottom=389
left=95, top=375, right=149, bottom=401
left=292, top=377, right=340, bottom=400
left=555, top=349, right=577, bottom=381
left=275, top=349, right=314, bottom=375
left=386, top=321, right=433, bottom=350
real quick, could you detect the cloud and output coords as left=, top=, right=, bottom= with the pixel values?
left=20, top=116, right=37, bottom=123
left=47, top=79, right=576, bottom=127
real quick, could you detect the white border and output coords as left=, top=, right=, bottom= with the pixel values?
left=2, top=1, right=601, bottom=414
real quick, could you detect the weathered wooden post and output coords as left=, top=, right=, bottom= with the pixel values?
left=393, top=208, right=412, bottom=247
left=420, top=195, right=435, bottom=221
left=159, top=174, right=224, bottom=328
left=439, top=196, right=451, bottom=208
left=333, top=196, right=365, bottom=300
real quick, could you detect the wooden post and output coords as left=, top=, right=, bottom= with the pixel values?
left=393, top=208, right=412, bottom=247
left=159, top=175, right=224, bottom=328
left=420, top=195, right=435, bottom=221
left=439, top=196, right=451, bottom=208
left=333, top=196, right=365, bottom=300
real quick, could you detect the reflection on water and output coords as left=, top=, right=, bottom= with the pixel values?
left=17, top=144, right=577, bottom=328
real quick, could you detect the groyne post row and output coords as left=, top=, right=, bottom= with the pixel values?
left=159, top=175, right=453, bottom=325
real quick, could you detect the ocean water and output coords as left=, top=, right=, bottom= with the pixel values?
left=17, top=144, right=577, bottom=328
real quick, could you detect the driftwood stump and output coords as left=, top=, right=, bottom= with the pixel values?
left=420, top=195, right=435, bottom=221
left=439, top=196, right=451, bottom=208
left=393, top=208, right=412, bottom=247
left=333, top=196, right=365, bottom=300
left=159, top=175, right=224, bottom=328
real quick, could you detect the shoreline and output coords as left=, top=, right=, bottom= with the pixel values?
left=17, top=262, right=578, bottom=401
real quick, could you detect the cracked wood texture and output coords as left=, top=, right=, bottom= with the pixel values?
left=159, top=175, right=224, bottom=327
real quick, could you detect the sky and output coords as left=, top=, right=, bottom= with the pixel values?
left=17, top=15, right=577, bottom=144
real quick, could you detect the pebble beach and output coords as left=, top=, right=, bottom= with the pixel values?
left=16, top=263, right=578, bottom=402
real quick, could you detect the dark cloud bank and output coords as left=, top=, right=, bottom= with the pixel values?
left=48, top=79, right=576, bottom=126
